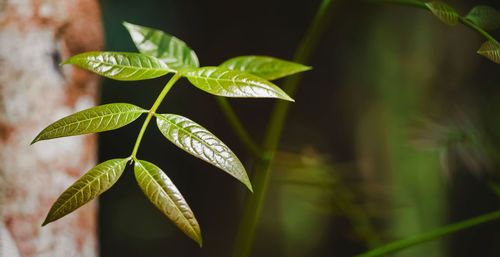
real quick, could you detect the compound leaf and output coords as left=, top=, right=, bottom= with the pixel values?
left=62, top=51, right=173, bottom=81
left=426, top=1, right=459, bottom=26
left=477, top=40, right=500, bottom=63
left=134, top=159, right=202, bottom=246
left=32, top=103, right=146, bottom=144
left=181, top=67, right=294, bottom=101
left=219, top=56, right=311, bottom=80
left=42, top=158, right=128, bottom=226
left=155, top=114, right=252, bottom=191
left=123, top=22, right=199, bottom=70
left=465, top=5, right=500, bottom=31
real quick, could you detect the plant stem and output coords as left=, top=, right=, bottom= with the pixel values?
left=130, top=72, right=181, bottom=158
left=355, top=209, right=500, bottom=257
left=373, top=0, right=500, bottom=44
left=231, top=1, right=336, bottom=257
left=215, top=97, right=264, bottom=159
left=460, top=17, right=500, bottom=45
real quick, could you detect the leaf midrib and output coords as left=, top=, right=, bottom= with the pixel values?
left=155, top=114, right=242, bottom=173
left=38, top=109, right=147, bottom=139
left=188, top=70, right=266, bottom=85
left=50, top=160, right=123, bottom=218
left=185, top=69, right=283, bottom=97
left=77, top=56, right=171, bottom=72
left=135, top=161, right=200, bottom=239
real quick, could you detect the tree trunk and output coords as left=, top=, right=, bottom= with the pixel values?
left=0, top=0, right=103, bottom=256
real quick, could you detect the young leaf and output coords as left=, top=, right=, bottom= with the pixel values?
left=155, top=114, right=252, bottom=191
left=42, top=158, right=128, bottom=226
left=477, top=40, right=500, bottom=63
left=32, top=103, right=147, bottom=144
left=219, top=56, right=311, bottom=81
left=426, top=1, right=459, bottom=26
left=134, top=160, right=202, bottom=246
left=123, top=22, right=199, bottom=70
left=181, top=67, right=294, bottom=101
left=61, top=51, right=174, bottom=81
left=465, top=5, right=500, bottom=31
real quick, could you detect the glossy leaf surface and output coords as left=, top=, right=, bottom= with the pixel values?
left=123, top=22, right=199, bottom=70
left=219, top=56, right=311, bottom=80
left=62, top=51, right=173, bottom=81
left=465, top=5, right=500, bottom=30
left=426, top=1, right=459, bottom=26
left=155, top=114, right=252, bottom=191
left=477, top=40, right=500, bottom=63
left=32, top=103, right=147, bottom=144
left=42, top=159, right=128, bottom=225
left=134, top=160, right=202, bottom=246
left=182, top=67, right=294, bottom=101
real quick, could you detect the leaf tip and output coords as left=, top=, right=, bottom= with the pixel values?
left=30, top=138, right=38, bottom=145
left=303, top=65, right=313, bottom=71
left=195, top=235, right=203, bottom=248
left=122, top=21, right=133, bottom=28
left=41, top=216, right=52, bottom=227
left=247, top=182, right=254, bottom=193
left=59, top=58, right=71, bottom=66
left=284, top=96, right=295, bottom=102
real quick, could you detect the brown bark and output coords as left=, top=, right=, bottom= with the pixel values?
left=0, top=0, right=103, bottom=256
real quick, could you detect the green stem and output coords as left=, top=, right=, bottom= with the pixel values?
left=130, top=72, right=181, bottom=158
left=460, top=17, right=500, bottom=45
left=231, top=1, right=336, bottom=257
left=356, top=209, right=500, bottom=257
left=373, top=0, right=500, bottom=44
left=215, top=97, right=264, bottom=159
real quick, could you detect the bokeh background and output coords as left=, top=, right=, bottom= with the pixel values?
left=97, top=0, right=500, bottom=256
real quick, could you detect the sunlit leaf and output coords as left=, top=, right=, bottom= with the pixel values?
left=181, top=67, right=294, bottom=101
left=123, top=22, right=199, bottom=70
left=42, top=158, right=128, bottom=226
left=477, top=40, right=500, bottom=63
left=155, top=114, right=252, bottom=191
left=426, top=1, right=459, bottom=26
left=134, top=159, right=202, bottom=246
left=219, top=56, right=311, bottom=80
left=32, top=103, right=147, bottom=144
left=62, top=51, right=173, bottom=81
left=465, top=5, right=500, bottom=30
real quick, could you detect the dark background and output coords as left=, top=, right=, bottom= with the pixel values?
left=97, top=1, right=500, bottom=256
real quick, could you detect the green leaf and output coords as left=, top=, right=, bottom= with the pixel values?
left=181, top=67, right=294, bottom=101
left=42, top=158, right=128, bottom=226
left=123, top=22, right=199, bottom=70
left=465, top=5, right=500, bottom=31
left=426, top=1, right=459, bottom=26
left=219, top=56, right=311, bottom=80
left=155, top=114, right=252, bottom=191
left=32, top=103, right=146, bottom=144
left=61, top=51, right=173, bottom=81
left=134, top=159, right=202, bottom=246
left=477, top=40, right=500, bottom=63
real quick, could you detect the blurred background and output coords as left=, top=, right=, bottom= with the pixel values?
left=95, top=0, right=500, bottom=256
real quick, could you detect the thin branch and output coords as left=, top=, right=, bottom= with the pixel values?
left=355, top=209, right=500, bottom=257
left=231, top=1, right=336, bottom=257
left=214, top=97, right=264, bottom=159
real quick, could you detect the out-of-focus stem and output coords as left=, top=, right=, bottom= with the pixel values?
left=215, top=97, right=265, bottom=159
left=356, top=209, right=500, bottom=257
left=231, top=1, right=336, bottom=257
